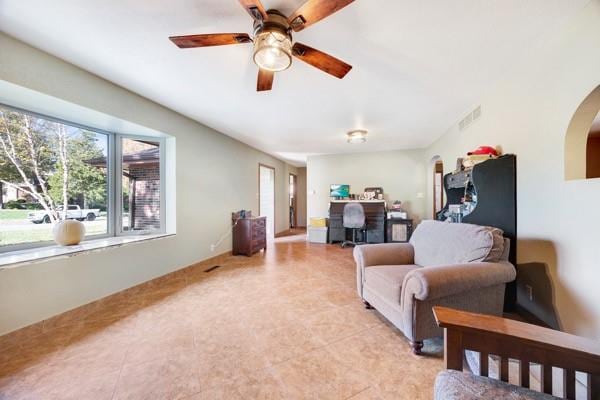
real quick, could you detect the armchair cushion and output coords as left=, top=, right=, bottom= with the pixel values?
left=434, top=370, right=559, bottom=400
left=410, top=220, right=505, bottom=267
left=403, top=261, right=516, bottom=301
left=363, top=265, right=420, bottom=305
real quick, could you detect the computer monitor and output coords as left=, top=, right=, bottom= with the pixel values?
left=330, top=184, right=350, bottom=198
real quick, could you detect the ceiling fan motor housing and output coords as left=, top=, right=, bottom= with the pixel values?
left=253, top=10, right=292, bottom=38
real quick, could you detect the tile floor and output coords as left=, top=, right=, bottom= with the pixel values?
left=0, top=233, right=443, bottom=399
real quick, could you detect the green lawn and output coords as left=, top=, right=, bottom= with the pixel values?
left=0, top=210, right=29, bottom=220
left=0, top=229, right=55, bottom=246
left=0, top=218, right=108, bottom=247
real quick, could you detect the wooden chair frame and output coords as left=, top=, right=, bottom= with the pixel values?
left=433, top=306, right=600, bottom=400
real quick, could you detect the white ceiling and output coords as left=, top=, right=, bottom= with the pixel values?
left=0, top=0, right=590, bottom=166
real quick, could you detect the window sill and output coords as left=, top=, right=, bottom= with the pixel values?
left=0, top=234, right=175, bottom=270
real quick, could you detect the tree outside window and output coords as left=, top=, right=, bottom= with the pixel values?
left=0, top=106, right=108, bottom=248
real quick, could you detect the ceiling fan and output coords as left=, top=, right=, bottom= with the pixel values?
left=169, top=0, right=355, bottom=91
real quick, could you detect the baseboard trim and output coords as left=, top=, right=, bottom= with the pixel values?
left=190, top=250, right=232, bottom=266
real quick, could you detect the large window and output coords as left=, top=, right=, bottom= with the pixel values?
left=0, top=104, right=165, bottom=253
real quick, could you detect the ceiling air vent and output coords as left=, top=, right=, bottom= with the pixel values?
left=459, top=105, right=482, bottom=132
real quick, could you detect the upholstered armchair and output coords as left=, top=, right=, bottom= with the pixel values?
left=354, top=220, right=516, bottom=354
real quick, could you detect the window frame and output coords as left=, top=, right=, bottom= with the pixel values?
left=0, top=103, right=166, bottom=254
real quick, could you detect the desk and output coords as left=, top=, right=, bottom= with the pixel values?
left=328, top=200, right=386, bottom=244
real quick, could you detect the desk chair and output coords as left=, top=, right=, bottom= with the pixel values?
left=342, top=202, right=366, bottom=248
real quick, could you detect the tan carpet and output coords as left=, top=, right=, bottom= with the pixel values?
left=0, top=234, right=443, bottom=399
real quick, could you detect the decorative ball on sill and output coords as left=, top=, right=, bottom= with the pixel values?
left=52, top=219, right=86, bottom=246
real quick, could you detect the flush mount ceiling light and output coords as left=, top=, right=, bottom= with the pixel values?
left=169, top=0, right=356, bottom=92
left=347, top=130, right=368, bottom=144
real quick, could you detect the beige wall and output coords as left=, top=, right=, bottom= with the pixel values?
left=306, top=150, right=427, bottom=224
left=424, top=0, right=600, bottom=338
left=0, top=33, right=296, bottom=335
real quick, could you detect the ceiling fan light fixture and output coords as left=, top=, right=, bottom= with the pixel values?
left=169, top=1, right=357, bottom=92
left=347, top=130, right=368, bottom=144
left=253, top=30, right=292, bottom=72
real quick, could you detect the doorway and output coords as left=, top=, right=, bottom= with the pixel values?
left=259, top=164, right=276, bottom=240
left=289, top=173, right=297, bottom=228
left=433, top=160, right=444, bottom=218
left=564, top=84, right=600, bottom=180
left=586, top=110, right=600, bottom=178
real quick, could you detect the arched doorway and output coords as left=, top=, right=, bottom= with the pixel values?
left=432, top=157, right=444, bottom=219
left=564, top=85, right=600, bottom=180
left=586, top=111, right=600, bottom=178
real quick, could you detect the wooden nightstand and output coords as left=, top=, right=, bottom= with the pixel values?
left=232, top=216, right=267, bottom=256
left=386, top=218, right=413, bottom=243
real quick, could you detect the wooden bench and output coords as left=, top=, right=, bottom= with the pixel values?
left=433, top=306, right=600, bottom=399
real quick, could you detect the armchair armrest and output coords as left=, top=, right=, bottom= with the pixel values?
left=355, top=243, right=415, bottom=299
left=433, top=307, right=600, bottom=397
left=403, top=262, right=516, bottom=301
left=353, top=243, right=415, bottom=269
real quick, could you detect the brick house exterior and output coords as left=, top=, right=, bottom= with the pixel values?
left=128, top=163, right=160, bottom=230
left=87, top=145, right=160, bottom=231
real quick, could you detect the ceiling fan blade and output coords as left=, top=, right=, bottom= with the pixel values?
left=169, top=33, right=252, bottom=48
left=292, top=43, right=352, bottom=79
left=257, top=69, right=274, bottom=92
left=238, top=0, right=269, bottom=21
left=288, top=0, right=354, bottom=32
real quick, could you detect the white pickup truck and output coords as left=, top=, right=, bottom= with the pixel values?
left=28, top=205, right=101, bottom=224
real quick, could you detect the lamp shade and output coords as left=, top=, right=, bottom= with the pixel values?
left=253, top=30, right=292, bottom=72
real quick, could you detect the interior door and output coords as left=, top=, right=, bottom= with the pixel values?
left=289, top=173, right=297, bottom=228
left=259, top=164, right=275, bottom=240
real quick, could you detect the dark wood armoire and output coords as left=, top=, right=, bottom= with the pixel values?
left=437, top=154, right=517, bottom=310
